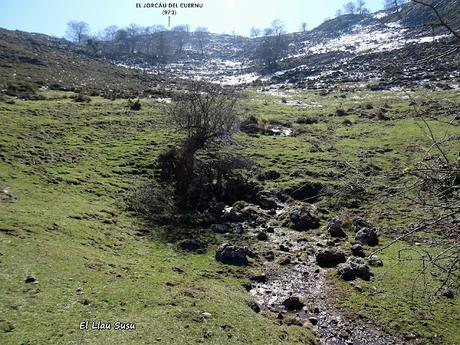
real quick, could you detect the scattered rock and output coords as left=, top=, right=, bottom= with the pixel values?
left=264, top=251, right=275, bottom=261
left=215, top=243, right=251, bottom=266
left=337, top=257, right=373, bottom=281
left=232, top=223, right=244, bottom=234
left=285, top=181, right=323, bottom=202
left=282, top=296, right=305, bottom=310
left=266, top=226, right=275, bottom=233
left=278, top=256, right=291, bottom=266
left=257, top=232, right=268, bottom=241
left=282, top=203, right=320, bottom=231
left=201, top=312, right=212, bottom=318
left=222, top=207, right=241, bottom=223
left=179, top=239, right=207, bottom=253
left=255, top=191, right=278, bottom=210
left=240, top=205, right=268, bottom=225
left=351, top=216, right=373, bottom=231
left=351, top=244, right=365, bottom=257
left=25, top=275, right=37, bottom=284
left=212, top=223, right=230, bottom=234
left=367, top=254, right=383, bottom=267
left=441, top=289, right=454, bottom=299
left=316, top=248, right=347, bottom=268
left=327, top=217, right=346, bottom=238
left=250, top=272, right=267, bottom=283
left=309, top=316, right=318, bottom=326
left=279, top=244, right=290, bottom=252
left=355, top=227, right=379, bottom=246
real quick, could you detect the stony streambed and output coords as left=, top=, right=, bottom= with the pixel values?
left=216, top=199, right=404, bottom=345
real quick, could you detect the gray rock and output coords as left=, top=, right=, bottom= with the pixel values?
left=282, top=296, right=305, bottom=310
left=257, top=232, right=268, bottom=241
left=351, top=243, right=365, bottom=257
left=337, top=262, right=356, bottom=280
left=222, top=208, right=241, bottom=223
left=25, top=275, right=37, bottom=284
left=368, top=254, right=383, bottom=267
left=240, top=205, right=268, bottom=225
left=215, top=243, right=251, bottom=266
left=308, top=317, right=318, bottom=325
left=337, top=257, right=373, bottom=281
left=285, top=204, right=320, bottom=231
left=212, top=223, right=230, bottom=234
left=441, top=289, right=454, bottom=299
left=355, top=227, right=379, bottom=246
left=316, top=248, right=347, bottom=268
left=327, top=217, right=346, bottom=238
left=255, top=191, right=278, bottom=210
left=351, top=216, right=373, bottom=232
left=179, top=239, right=207, bottom=253
left=232, top=223, right=244, bottom=234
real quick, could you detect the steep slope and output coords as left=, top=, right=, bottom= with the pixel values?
left=0, top=28, right=171, bottom=96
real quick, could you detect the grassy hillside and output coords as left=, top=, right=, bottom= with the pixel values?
left=0, top=29, right=171, bottom=97
left=0, top=92, right=317, bottom=345
left=1, top=87, right=459, bottom=344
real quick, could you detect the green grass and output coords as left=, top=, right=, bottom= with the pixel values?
left=330, top=240, right=460, bottom=345
left=0, top=94, right=316, bottom=345
left=1, top=87, right=459, bottom=344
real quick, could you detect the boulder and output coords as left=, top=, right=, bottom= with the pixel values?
left=355, top=227, right=379, bottom=246
left=232, top=223, right=244, bottom=234
left=240, top=205, right=268, bottom=225
left=351, top=216, right=373, bottom=232
left=215, top=244, right=251, bottom=266
left=257, top=232, right=268, bottom=241
left=281, top=203, right=320, bottom=231
left=212, top=223, right=230, bottom=234
left=316, top=248, right=347, bottom=268
left=285, top=182, right=323, bottom=202
left=367, top=254, right=383, bottom=267
left=282, top=296, right=305, bottom=310
left=255, top=191, right=278, bottom=210
left=351, top=243, right=365, bottom=257
left=25, top=275, right=37, bottom=284
left=337, top=257, right=373, bottom=281
left=327, top=217, right=346, bottom=238
left=179, top=239, right=207, bottom=253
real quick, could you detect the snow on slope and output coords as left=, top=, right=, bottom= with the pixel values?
left=290, top=22, right=448, bottom=59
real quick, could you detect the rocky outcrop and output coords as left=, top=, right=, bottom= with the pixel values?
left=355, top=227, right=379, bottom=246
left=280, top=203, right=320, bottom=231
left=316, top=248, right=347, bottom=268
left=215, top=243, right=252, bottom=266
left=337, top=257, right=373, bottom=281
left=327, top=217, right=346, bottom=238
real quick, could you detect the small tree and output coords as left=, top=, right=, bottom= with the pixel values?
left=172, top=24, right=190, bottom=55
left=194, top=27, right=209, bottom=57
left=250, top=27, right=261, bottom=38
left=384, top=0, right=407, bottom=10
left=255, top=19, right=289, bottom=71
left=164, top=83, right=241, bottom=207
left=66, top=21, right=90, bottom=44
left=344, top=1, right=356, bottom=14
left=102, top=25, right=119, bottom=41
left=356, top=0, right=369, bottom=14
left=300, top=22, right=308, bottom=32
